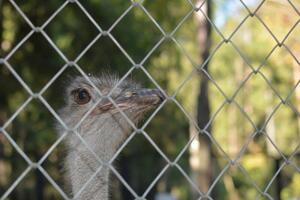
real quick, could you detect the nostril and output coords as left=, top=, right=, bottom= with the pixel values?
left=155, top=89, right=166, bottom=101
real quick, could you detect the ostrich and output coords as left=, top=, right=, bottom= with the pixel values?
left=57, top=74, right=165, bottom=200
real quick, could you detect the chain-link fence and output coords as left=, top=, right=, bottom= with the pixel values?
left=0, top=0, right=300, bottom=199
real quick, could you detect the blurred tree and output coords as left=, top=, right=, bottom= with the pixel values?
left=189, top=0, right=213, bottom=196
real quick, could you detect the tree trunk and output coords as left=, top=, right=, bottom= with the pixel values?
left=189, top=0, right=213, bottom=197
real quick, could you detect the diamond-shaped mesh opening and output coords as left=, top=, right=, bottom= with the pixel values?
left=256, top=0, right=300, bottom=42
left=41, top=135, right=69, bottom=198
left=0, top=64, right=29, bottom=127
left=77, top=35, right=133, bottom=76
left=110, top=172, right=136, bottom=200
left=234, top=73, right=281, bottom=127
left=41, top=66, right=80, bottom=116
left=265, top=104, right=299, bottom=155
left=212, top=0, right=249, bottom=39
left=6, top=33, right=65, bottom=92
left=241, top=0, right=264, bottom=13
left=112, top=134, right=167, bottom=197
left=0, top=134, right=28, bottom=199
left=5, top=169, right=66, bottom=200
left=143, top=0, right=193, bottom=33
left=11, top=0, right=63, bottom=26
left=173, top=8, right=223, bottom=66
left=176, top=129, right=230, bottom=195
left=144, top=39, right=195, bottom=96
left=145, top=166, right=200, bottom=200
left=79, top=0, right=132, bottom=31
left=210, top=102, right=256, bottom=160
left=239, top=138, right=276, bottom=190
left=230, top=16, right=277, bottom=69
left=208, top=42, right=253, bottom=98
left=127, top=68, right=159, bottom=90
left=4, top=99, right=60, bottom=162
left=259, top=47, right=299, bottom=100
left=111, top=5, right=163, bottom=63
left=210, top=164, right=263, bottom=200
left=173, top=71, right=199, bottom=115
left=264, top=162, right=300, bottom=200
left=45, top=3, right=99, bottom=60
left=1, top=2, right=32, bottom=58
left=144, top=100, right=190, bottom=161
left=237, top=128, right=299, bottom=197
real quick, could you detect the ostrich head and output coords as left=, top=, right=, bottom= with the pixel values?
left=58, top=74, right=165, bottom=200
left=59, top=74, right=165, bottom=158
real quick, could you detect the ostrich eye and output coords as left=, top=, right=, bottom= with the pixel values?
left=73, top=88, right=91, bottom=105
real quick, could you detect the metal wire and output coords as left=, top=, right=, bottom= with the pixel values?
left=0, top=0, right=299, bottom=199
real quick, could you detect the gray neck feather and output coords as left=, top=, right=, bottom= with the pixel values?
left=62, top=114, right=131, bottom=200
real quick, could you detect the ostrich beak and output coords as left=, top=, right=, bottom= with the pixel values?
left=129, top=88, right=165, bottom=105
left=115, top=88, right=165, bottom=108
left=96, top=89, right=165, bottom=114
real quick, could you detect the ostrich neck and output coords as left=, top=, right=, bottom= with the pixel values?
left=64, top=116, right=131, bottom=200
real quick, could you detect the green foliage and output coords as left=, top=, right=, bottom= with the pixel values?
left=0, top=0, right=299, bottom=200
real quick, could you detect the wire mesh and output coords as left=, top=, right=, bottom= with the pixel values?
left=0, top=0, right=300, bottom=199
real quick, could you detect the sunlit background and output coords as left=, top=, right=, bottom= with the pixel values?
left=0, top=0, right=300, bottom=200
